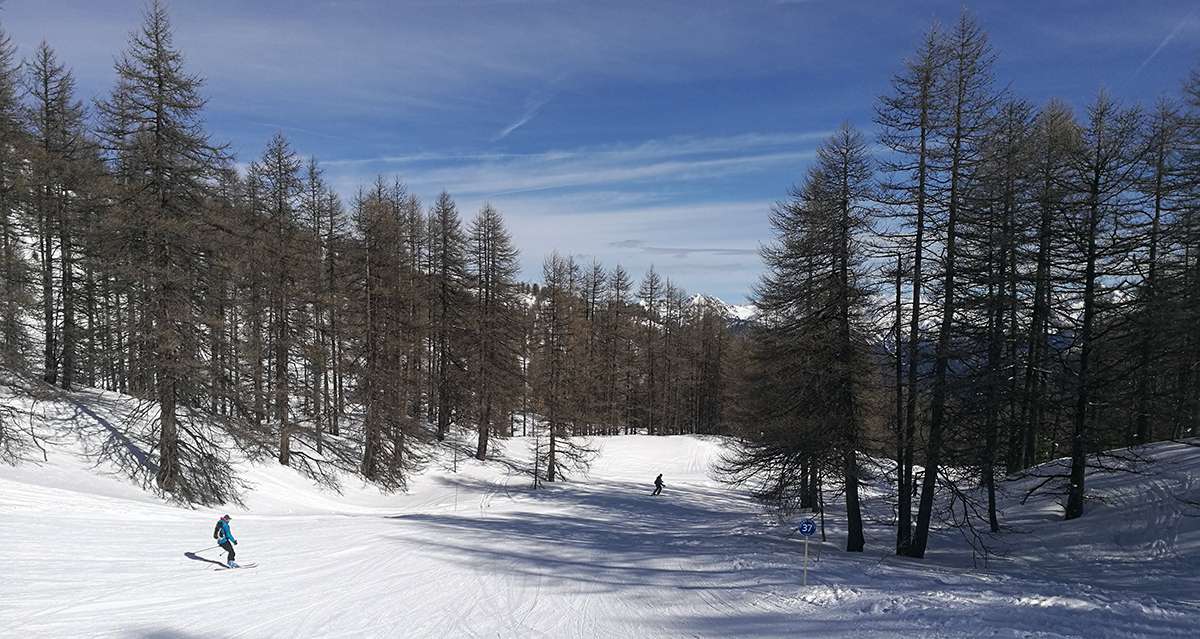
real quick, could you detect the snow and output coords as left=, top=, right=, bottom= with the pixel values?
left=686, top=293, right=759, bottom=322
left=2, top=385, right=1199, bottom=637
left=726, top=303, right=758, bottom=322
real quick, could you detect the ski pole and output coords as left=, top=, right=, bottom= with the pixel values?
left=194, top=545, right=221, bottom=554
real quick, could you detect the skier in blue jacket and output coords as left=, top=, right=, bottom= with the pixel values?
left=213, top=514, right=238, bottom=568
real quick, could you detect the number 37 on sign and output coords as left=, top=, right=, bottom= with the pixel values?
left=798, top=519, right=816, bottom=586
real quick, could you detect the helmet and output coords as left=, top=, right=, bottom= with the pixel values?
left=221, top=514, right=231, bottom=521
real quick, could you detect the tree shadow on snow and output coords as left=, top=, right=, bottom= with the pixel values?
left=387, top=477, right=803, bottom=595
left=124, top=630, right=229, bottom=639
left=385, top=476, right=1200, bottom=637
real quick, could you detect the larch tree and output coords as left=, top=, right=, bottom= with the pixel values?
left=1062, top=92, right=1145, bottom=520
left=874, top=21, right=945, bottom=556
left=638, top=266, right=663, bottom=435
left=250, top=132, right=304, bottom=466
left=428, top=191, right=469, bottom=442
left=95, top=1, right=225, bottom=496
left=722, top=124, right=876, bottom=553
left=955, top=98, right=1035, bottom=533
left=467, top=203, right=522, bottom=460
left=0, top=25, right=26, bottom=371
left=1015, top=99, right=1079, bottom=471
left=25, top=42, right=90, bottom=388
left=910, top=11, right=998, bottom=559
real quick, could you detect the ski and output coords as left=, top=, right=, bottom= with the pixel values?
left=215, top=562, right=258, bottom=570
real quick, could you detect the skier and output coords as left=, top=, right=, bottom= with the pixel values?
left=213, top=514, right=238, bottom=568
left=652, top=474, right=664, bottom=496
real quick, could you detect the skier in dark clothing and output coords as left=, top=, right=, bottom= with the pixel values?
left=652, top=474, right=664, bottom=496
left=213, top=514, right=238, bottom=568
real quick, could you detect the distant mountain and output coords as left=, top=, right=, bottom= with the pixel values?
left=686, top=294, right=759, bottom=329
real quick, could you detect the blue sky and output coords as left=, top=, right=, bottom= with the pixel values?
left=7, top=0, right=1200, bottom=302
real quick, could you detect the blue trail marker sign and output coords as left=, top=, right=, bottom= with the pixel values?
left=798, top=519, right=816, bottom=585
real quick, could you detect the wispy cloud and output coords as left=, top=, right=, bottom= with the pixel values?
left=323, top=130, right=825, bottom=198
left=248, top=121, right=356, bottom=144
left=469, top=197, right=770, bottom=301
left=315, top=130, right=804, bottom=300
left=610, top=240, right=758, bottom=258
left=327, top=131, right=829, bottom=167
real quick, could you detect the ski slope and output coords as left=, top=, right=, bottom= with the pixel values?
left=2, top=389, right=1199, bottom=638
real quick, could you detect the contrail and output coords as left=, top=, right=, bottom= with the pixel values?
left=1135, top=6, right=1198, bottom=76
left=492, top=94, right=553, bottom=142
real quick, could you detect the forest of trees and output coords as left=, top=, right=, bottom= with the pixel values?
left=724, top=11, right=1200, bottom=558
left=2, top=3, right=1198, bottom=564
left=0, top=4, right=735, bottom=499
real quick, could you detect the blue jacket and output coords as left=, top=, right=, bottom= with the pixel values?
left=215, top=519, right=236, bottom=545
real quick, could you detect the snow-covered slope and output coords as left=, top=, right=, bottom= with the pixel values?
left=2, top=386, right=1198, bottom=638
left=687, top=293, right=758, bottom=324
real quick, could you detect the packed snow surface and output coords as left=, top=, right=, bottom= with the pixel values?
left=2, top=387, right=1199, bottom=638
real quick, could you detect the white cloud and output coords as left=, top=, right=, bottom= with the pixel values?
left=313, top=129, right=816, bottom=298
left=322, top=131, right=825, bottom=198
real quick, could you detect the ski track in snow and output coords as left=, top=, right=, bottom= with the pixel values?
left=2, top=390, right=1199, bottom=637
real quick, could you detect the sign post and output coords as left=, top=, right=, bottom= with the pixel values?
left=798, top=519, right=816, bottom=586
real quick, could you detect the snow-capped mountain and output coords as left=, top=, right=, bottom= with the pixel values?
left=686, top=294, right=759, bottom=324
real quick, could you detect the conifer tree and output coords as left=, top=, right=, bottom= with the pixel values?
left=910, top=11, right=998, bottom=558
left=638, top=267, right=663, bottom=435
left=95, top=1, right=224, bottom=495
left=468, top=203, right=521, bottom=460
left=1062, top=92, right=1144, bottom=520
left=250, top=133, right=303, bottom=465
left=722, top=125, right=876, bottom=552
left=25, top=42, right=90, bottom=388
left=0, top=25, right=25, bottom=371
left=428, top=191, right=469, bottom=441
left=875, top=21, right=945, bottom=555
